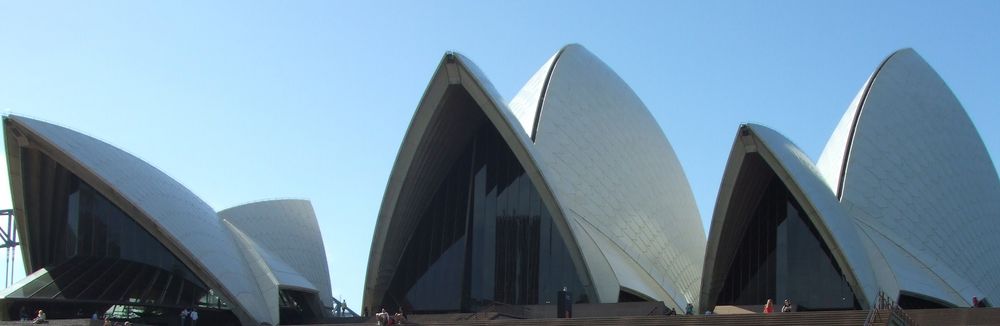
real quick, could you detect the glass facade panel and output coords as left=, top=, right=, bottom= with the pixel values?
left=99, top=262, right=141, bottom=301
left=715, top=157, right=859, bottom=310
left=898, top=293, right=950, bottom=309
left=383, top=92, right=586, bottom=313
left=143, top=271, right=169, bottom=304
left=15, top=147, right=218, bottom=309
left=118, top=265, right=151, bottom=303
left=279, top=289, right=321, bottom=325
left=78, top=260, right=127, bottom=298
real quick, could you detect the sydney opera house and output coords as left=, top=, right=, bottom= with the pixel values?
left=0, top=43, right=997, bottom=324
left=0, top=116, right=335, bottom=325
left=363, top=44, right=999, bottom=315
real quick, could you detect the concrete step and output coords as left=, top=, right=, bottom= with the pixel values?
left=905, top=307, right=1000, bottom=326
left=311, top=310, right=873, bottom=326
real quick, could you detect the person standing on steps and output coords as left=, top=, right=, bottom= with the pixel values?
left=763, top=299, right=774, bottom=314
left=190, top=308, right=199, bottom=326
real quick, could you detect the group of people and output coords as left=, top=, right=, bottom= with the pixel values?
left=374, top=307, right=406, bottom=326
left=90, top=312, right=133, bottom=326
left=179, top=307, right=200, bottom=326
left=335, top=299, right=349, bottom=317
left=762, top=298, right=794, bottom=313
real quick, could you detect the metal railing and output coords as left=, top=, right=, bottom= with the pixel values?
left=331, top=297, right=359, bottom=317
left=864, top=290, right=918, bottom=326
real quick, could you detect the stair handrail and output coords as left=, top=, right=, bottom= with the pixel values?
left=864, top=290, right=919, bottom=326
left=891, top=302, right=918, bottom=326
left=864, top=290, right=888, bottom=325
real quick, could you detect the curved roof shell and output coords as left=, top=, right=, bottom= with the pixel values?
left=3, top=115, right=271, bottom=325
left=362, top=50, right=589, bottom=311
left=220, top=199, right=334, bottom=320
left=705, top=49, right=999, bottom=310
left=818, top=49, right=1000, bottom=306
left=700, top=123, right=877, bottom=310
left=510, top=44, right=706, bottom=307
left=365, top=44, right=705, bottom=310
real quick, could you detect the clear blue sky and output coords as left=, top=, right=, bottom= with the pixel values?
left=1, top=1, right=998, bottom=312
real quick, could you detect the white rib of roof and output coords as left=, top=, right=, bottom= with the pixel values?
left=219, top=199, right=334, bottom=312
left=818, top=49, right=1000, bottom=307
left=223, top=220, right=285, bottom=324
left=3, top=115, right=270, bottom=325
left=509, top=44, right=707, bottom=309
left=508, top=48, right=560, bottom=140
left=700, top=123, right=877, bottom=311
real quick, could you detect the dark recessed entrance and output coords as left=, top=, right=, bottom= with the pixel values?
left=714, top=154, right=860, bottom=311
left=380, top=87, right=586, bottom=314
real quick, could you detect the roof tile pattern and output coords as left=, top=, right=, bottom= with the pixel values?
left=368, top=44, right=706, bottom=310
left=827, top=49, right=1000, bottom=305
left=512, top=45, right=706, bottom=307
left=220, top=199, right=334, bottom=310
left=7, top=116, right=271, bottom=325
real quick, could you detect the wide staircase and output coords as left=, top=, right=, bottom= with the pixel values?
left=319, top=310, right=873, bottom=326
left=10, top=308, right=1000, bottom=326
left=0, top=319, right=142, bottom=326
left=301, top=290, right=1000, bottom=326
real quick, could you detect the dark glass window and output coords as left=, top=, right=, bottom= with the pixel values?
left=382, top=88, right=586, bottom=313
left=279, top=289, right=322, bottom=325
left=898, top=292, right=950, bottom=309
left=715, top=154, right=859, bottom=311
left=14, top=147, right=218, bottom=309
left=618, top=290, right=648, bottom=303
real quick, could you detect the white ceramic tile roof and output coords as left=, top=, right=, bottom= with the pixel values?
left=701, top=124, right=878, bottom=310
left=219, top=199, right=334, bottom=310
left=708, top=49, right=999, bottom=310
left=223, top=220, right=284, bottom=324
left=510, top=44, right=706, bottom=308
left=6, top=115, right=271, bottom=325
left=816, top=66, right=880, bottom=196
left=508, top=49, right=560, bottom=139
left=367, top=45, right=708, bottom=311
left=830, top=49, right=1000, bottom=306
